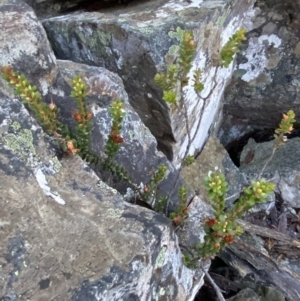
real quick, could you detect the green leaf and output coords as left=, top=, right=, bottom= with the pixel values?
left=163, top=90, right=177, bottom=104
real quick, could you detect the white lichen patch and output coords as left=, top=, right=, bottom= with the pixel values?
left=238, top=34, right=282, bottom=82
left=34, top=168, right=66, bottom=205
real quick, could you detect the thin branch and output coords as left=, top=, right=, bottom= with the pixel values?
left=258, top=147, right=276, bottom=179
left=165, top=67, right=219, bottom=214
left=199, top=263, right=226, bottom=301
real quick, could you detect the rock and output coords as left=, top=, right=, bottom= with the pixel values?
left=219, top=0, right=300, bottom=146
left=181, top=135, right=247, bottom=208
left=227, top=288, right=261, bottom=301
left=0, top=0, right=56, bottom=95
left=240, top=137, right=300, bottom=208
left=0, top=1, right=207, bottom=300
left=0, top=0, right=184, bottom=208
left=218, top=234, right=300, bottom=301
left=0, top=93, right=203, bottom=300
left=41, top=0, right=256, bottom=166
left=227, top=286, right=285, bottom=301
left=51, top=60, right=184, bottom=203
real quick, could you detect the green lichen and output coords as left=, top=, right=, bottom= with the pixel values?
left=167, top=27, right=185, bottom=58
left=152, top=286, right=166, bottom=300
left=137, top=26, right=156, bottom=36
left=97, top=180, right=118, bottom=194
left=107, top=208, right=123, bottom=219
left=10, top=121, right=21, bottom=131
left=90, top=30, right=111, bottom=50
left=168, top=27, right=185, bottom=41
left=155, top=246, right=167, bottom=269
left=4, top=121, right=38, bottom=165
left=216, top=6, right=231, bottom=27
left=51, top=156, right=62, bottom=172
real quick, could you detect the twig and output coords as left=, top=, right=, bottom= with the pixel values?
left=258, top=147, right=276, bottom=179
left=165, top=67, right=219, bottom=215
left=199, top=262, right=226, bottom=301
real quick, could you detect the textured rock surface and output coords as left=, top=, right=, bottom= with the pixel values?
left=181, top=135, right=247, bottom=208
left=52, top=60, right=183, bottom=201
left=0, top=93, right=202, bottom=300
left=0, top=0, right=184, bottom=206
left=240, top=137, right=300, bottom=209
left=42, top=0, right=256, bottom=166
left=0, top=0, right=56, bottom=95
left=219, top=0, right=300, bottom=146
left=227, top=287, right=285, bottom=301
left=0, top=1, right=206, bottom=300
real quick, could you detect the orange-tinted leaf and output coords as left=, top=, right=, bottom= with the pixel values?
left=66, top=140, right=79, bottom=155
left=206, top=218, right=218, bottom=227
left=173, top=215, right=183, bottom=226
left=73, top=112, right=83, bottom=123
left=224, top=234, right=235, bottom=244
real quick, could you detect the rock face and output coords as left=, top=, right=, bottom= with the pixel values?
left=181, top=135, right=247, bottom=208
left=3, top=0, right=300, bottom=300
left=219, top=0, right=300, bottom=146
left=0, top=1, right=206, bottom=300
left=0, top=95, right=201, bottom=301
left=240, top=137, right=300, bottom=209
left=0, top=0, right=184, bottom=205
left=42, top=0, right=256, bottom=165
left=50, top=59, right=183, bottom=201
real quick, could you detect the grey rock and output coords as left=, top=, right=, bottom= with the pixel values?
left=226, top=286, right=285, bottom=301
left=219, top=0, right=300, bottom=146
left=0, top=1, right=206, bottom=300
left=51, top=59, right=183, bottom=203
left=41, top=0, right=256, bottom=165
left=0, top=94, right=202, bottom=301
left=0, top=0, right=184, bottom=209
left=0, top=0, right=56, bottom=95
left=227, top=288, right=261, bottom=301
left=240, top=137, right=300, bottom=208
left=181, top=135, right=247, bottom=208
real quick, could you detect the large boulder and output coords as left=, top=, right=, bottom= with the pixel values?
left=50, top=59, right=184, bottom=202
left=0, top=0, right=185, bottom=207
left=0, top=93, right=202, bottom=301
left=0, top=1, right=206, bottom=300
left=42, top=0, right=256, bottom=166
